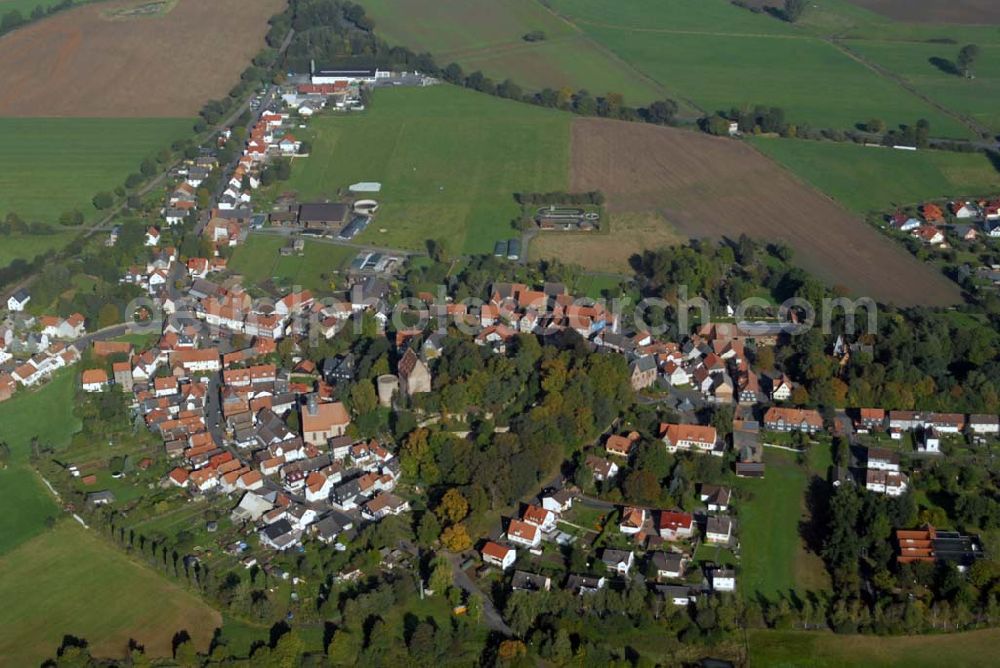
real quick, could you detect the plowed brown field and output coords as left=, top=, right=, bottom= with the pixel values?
left=847, top=1, right=1000, bottom=24
left=0, top=0, right=285, bottom=117
left=569, top=118, right=961, bottom=306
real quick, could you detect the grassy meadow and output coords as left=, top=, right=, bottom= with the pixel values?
left=846, top=40, right=1000, bottom=132
left=359, top=0, right=666, bottom=106
left=751, top=137, right=1000, bottom=212
left=0, top=117, right=191, bottom=226
left=229, top=234, right=355, bottom=291
left=0, top=370, right=81, bottom=553
left=0, top=228, right=80, bottom=265
left=734, top=447, right=831, bottom=600
left=749, top=628, right=1000, bottom=667
left=549, top=0, right=972, bottom=136
left=0, top=522, right=221, bottom=665
left=284, top=85, right=570, bottom=254
left=0, top=0, right=79, bottom=17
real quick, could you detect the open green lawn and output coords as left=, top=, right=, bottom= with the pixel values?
left=846, top=41, right=1000, bottom=132
left=272, top=241, right=355, bottom=292
left=0, top=117, right=191, bottom=225
left=229, top=234, right=355, bottom=291
left=0, top=467, right=58, bottom=556
left=0, top=522, right=221, bottom=665
left=284, top=85, right=570, bottom=254
left=0, top=371, right=81, bottom=553
left=228, top=234, right=286, bottom=285
left=734, top=447, right=830, bottom=600
left=751, top=137, right=1000, bottom=212
left=749, top=628, right=1000, bottom=667
left=0, top=369, right=81, bottom=464
left=359, top=0, right=666, bottom=106
left=0, top=229, right=80, bottom=265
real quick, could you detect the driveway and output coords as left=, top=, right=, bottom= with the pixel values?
left=445, top=552, right=513, bottom=636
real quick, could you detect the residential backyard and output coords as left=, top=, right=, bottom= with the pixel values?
left=734, top=447, right=831, bottom=600
left=228, top=234, right=356, bottom=292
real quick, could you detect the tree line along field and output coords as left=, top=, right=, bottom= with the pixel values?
left=750, top=137, right=1000, bottom=213
left=0, top=522, right=221, bottom=665
left=547, top=0, right=974, bottom=137
left=844, top=40, right=1000, bottom=133
left=359, top=0, right=1000, bottom=136
left=0, top=369, right=224, bottom=663
left=358, top=0, right=671, bottom=107
left=283, top=85, right=570, bottom=255
left=0, top=117, right=191, bottom=224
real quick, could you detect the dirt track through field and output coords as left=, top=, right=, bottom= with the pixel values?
left=846, top=0, right=1000, bottom=24
left=0, top=0, right=285, bottom=117
left=569, top=118, right=961, bottom=306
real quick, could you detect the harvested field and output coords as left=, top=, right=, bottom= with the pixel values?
left=0, top=0, right=284, bottom=117
left=846, top=1, right=1000, bottom=25
left=569, top=117, right=961, bottom=306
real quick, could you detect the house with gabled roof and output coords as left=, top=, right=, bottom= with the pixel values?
left=763, top=407, right=823, bottom=433
left=482, top=541, right=516, bottom=569
left=605, top=431, right=640, bottom=458
left=618, top=506, right=647, bottom=535
left=506, top=518, right=541, bottom=548
left=660, top=423, right=720, bottom=456
left=601, top=548, right=634, bottom=576
left=658, top=510, right=694, bottom=541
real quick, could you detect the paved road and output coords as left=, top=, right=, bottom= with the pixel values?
left=74, top=323, right=131, bottom=350
left=445, top=552, right=513, bottom=636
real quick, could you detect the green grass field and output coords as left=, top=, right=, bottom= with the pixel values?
left=0, top=467, right=58, bottom=556
left=749, top=628, right=1000, bottom=667
left=229, top=234, right=356, bottom=291
left=0, top=369, right=81, bottom=465
left=0, top=371, right=81, bottom=553
left=284, top=85, right=570, bottom=254
left=539, top=0, right=975, bottom=136
left=0, top=522, right=221, bottom=665
left=846, top=41, right=1000, bottom=132
left=360, top=0, right=667, bottom=106
left=734, top=448, right=830, bottom=600
left=0, top=0, right=81, bottom=18
left=0, top=229, right=80, bottom=265
left=0, top=117, right=191, bottom=225
left=751, top=137, right=1000, bottom=212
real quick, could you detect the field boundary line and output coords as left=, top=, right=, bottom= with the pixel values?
left=828, top=37, right=988, bottom=138
left=530, top=0, right=702, bottom=115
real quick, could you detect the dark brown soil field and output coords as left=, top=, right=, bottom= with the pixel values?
left=570, top=118, right=961, bottom=306
left=0, top=0, right=285, bottom=117
left=846, top=1, right=1000, bottom=24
